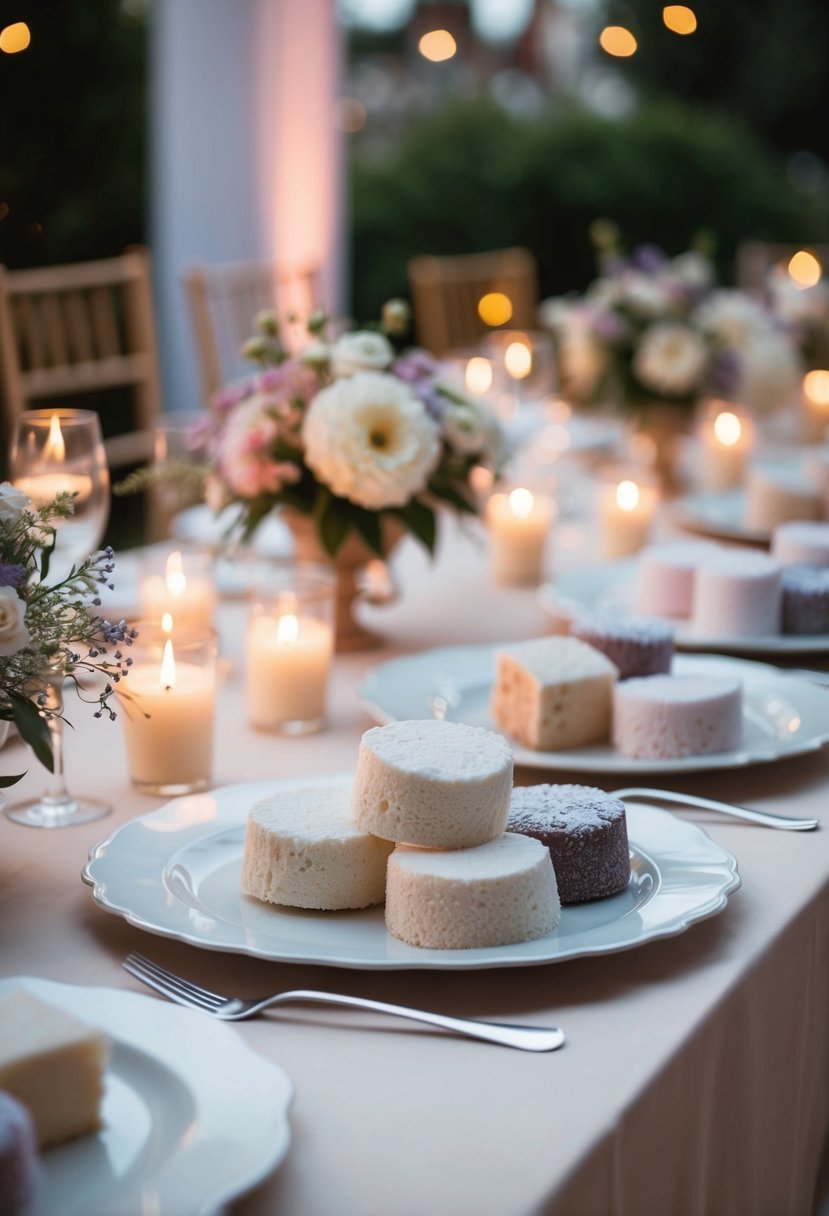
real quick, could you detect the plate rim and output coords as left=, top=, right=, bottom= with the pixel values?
left=357, top=644, right=829, bottom=774
left=670, top=488, right=770, bottom=544
left=0, top=974, right=293, bottom=1216
left=83, top=779, right=740, bottom=972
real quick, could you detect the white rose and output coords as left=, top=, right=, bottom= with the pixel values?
left=0, top=482, right=32, bottom=525
left=620, top=273, right=671, bottom=318
left=442, top=396, right=503, bottom=464
left=302, top=371, right=440, bottom=509
left=0, top=586, right=30, bottom=657
left=633, top=322, right=708, bottom=396
left=330, top=331, right=394, bottom=377
left=670, top=251, right=714, bottom=290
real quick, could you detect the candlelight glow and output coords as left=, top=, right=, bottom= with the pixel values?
left=44, top=415, right=66, bottom=463
left=663, top=5, right=697, bottom=34
left=599, top=25, right=638, bottom=56
left=713, top=411, right=742, bottom=447
left=276, top=613, right=299, bottom=646
left=165, top=551, right=187, bottom=597
left=504, top=341, right=533, bottom=380
left=161, top=612, right=173, bottom=634
left=478, top=293, right=513, bottom=327
left=465, top=357, right=493, bottom=394
left=616, top=480, right=641, bottom=511
left=788, top=251, right=822, bottom=289
left=804, top=369, right=829, bottom=408
left=0, top=22, right=30, bottom=54
left=509, top=487, right=535, bottom=519
left=160, top=639, right=176, bottom=690
left=419, top=29, right=457, bottom=62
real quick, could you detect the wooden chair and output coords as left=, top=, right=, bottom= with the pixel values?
left=0, top=247, right=162, bottom=471
left=735, top=240, right=829, bottom=292
left=183, top=260, right=322, bottom=405
left=407, top=247, right=538, bottom=356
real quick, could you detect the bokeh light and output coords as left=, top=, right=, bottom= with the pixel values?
left=599, top=26, right=638, bottom=58
left=418, top=30, right=457, bottom=63
left=0, top=22, right=31, bottom=54
left=663, top=6, right=697, bottom=34
left=788, top=250, right=822, bottom=289
left=478, top=292, right=513, bottom=326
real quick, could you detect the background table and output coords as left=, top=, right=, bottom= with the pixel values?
left=2, top=518, right=829, bottom=1216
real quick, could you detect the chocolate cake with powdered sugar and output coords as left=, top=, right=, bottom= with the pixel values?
left=781, top=564, right=829, bottom=634
left=507, top=784, right=630, bottom=904
left=571, top=612, right=674, bottom=679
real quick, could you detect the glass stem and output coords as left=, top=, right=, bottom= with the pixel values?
left=41, top=673, right=71, bottom=807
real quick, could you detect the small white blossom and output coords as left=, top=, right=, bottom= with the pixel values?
left=0, top=586, right=30, bottom=657
left=0, top=483, right=32, bottom=526
left=330, top=331, right=394, bottom=377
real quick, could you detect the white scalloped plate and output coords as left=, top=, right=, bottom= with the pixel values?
left=83, top=777, right=739, bottom=971
left=0, top=976, right=292, bottom=1216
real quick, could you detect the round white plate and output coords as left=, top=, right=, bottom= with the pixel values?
left=671, top=489, right=769, bottom=544
left=0, top=975, right=292, bottom=1216
left=358, top=648, right=829, bottom=774
left=82, top=778, right=739, bottom=971
left=540, top=560, right=829, bottom=656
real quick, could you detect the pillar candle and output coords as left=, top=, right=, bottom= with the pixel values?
left=486, top=487, right=554, bottom=586
left=246, top=611, right=334, bottom=731
left=698, top=407, right=755, bottom=490
left=599, top=478, right=658, bottom=559
left=140, top=550, right=216, bottom=632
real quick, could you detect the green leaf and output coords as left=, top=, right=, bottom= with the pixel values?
left=0, top=772, right=26, bottom=788
left=317, top=499, right=351, bottom=558
left=9, top=694, right=54, bottom=773
left=392, top=500, right=436, bottom=554
left=428, top=480, right=477, bottom=514
left=349, top=508, right=383, bottom=557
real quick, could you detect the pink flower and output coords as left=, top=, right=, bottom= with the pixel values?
left=216, top=394, right=300, bottom=499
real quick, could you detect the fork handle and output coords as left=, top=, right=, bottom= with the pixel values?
left=273, top=991, right=565, bottom=1053
left=613, top=787, right=819, bottom=832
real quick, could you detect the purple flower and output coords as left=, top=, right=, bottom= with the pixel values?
left=631, top=244, right=667, bottom=274
left=394, top=349, right=440, bottom=384
left=589, top=307, right=627, bottom=342
left=0, top=563, right=25, bottom=588
left=708, top=348, right=742, bottom=396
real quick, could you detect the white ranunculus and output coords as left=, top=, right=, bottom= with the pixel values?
left=330, top=330, right=394, bottom=378
left=736, top=329, right=804, bottom=415
left=693, top=290, right=767, bottom=349
left=633, top=322, right=708, bottom=396
left=619, top=273, right=671, bottom=318
left=0, top=482, right=32, bottom=525
left=0, top=586, right=30, bottom=657
left=442, top=395, right=503, bottom=463
left=302, top=371, right=441, bottom=509
left=670, top=251, right=714, bottom=290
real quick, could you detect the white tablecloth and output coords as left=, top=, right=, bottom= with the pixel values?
left=2, top=518, right=829, bottom=1215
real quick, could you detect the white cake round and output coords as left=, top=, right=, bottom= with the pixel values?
left=612, top=674, right=743, bottom=760
left=353, top=720, right=513, bottom=848
left=691, top=550, right=782, bottom=637
left=385, top=832, right=560, bottom=949
left=241, top=782, right=394, bottom=910
left=771, top=521, right=829, bottom=567
left=633, top=541, right=720, bottom=619
left=743, top=465, right=820, bottom=533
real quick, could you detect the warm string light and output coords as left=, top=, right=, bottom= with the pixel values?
left=788, top=250, right=822, bottom=289
left=0, top=22, right=30, bottom=54
left=804, top=369, right=829, bottom=409
left=663, top=5, right=697, bottom=34
left=418, top=29, right=457, bottom=62
left=599, top=26, right=638, bottom=56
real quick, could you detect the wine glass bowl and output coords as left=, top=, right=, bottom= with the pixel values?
left=10, top=408, right=110, bottom=578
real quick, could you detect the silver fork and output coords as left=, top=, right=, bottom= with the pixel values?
left=123, top=951, right=565, bottom=1053
left=613, top=787, right=819, bottom=831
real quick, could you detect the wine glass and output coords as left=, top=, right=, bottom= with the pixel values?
left=6, top=409, right=111, bottom=827
left=10, top=408, right=110, bottom=580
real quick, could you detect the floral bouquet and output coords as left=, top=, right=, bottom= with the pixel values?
left=198, top=302, right=504, bottom=560
left=0, top=484, right=132, bottom=786
left=540, top=242, right=802, bottom=417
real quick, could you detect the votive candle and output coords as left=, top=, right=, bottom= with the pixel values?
left=486, top=487, right=555, bottom=586
left=599, top=477, right=658, bottom=559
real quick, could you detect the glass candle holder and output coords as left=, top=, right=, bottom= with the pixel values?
left=486, top=486, right=556, bottom=587
left=115, top=622, right=217, bottom=796
left=696, top=399, right=755, bottom=491
left=139, top=547, right=217, bottom=633
left=802, top=369, right=829, bottom=443
left=597, top=469, right=659, bottom=559
left=484, top=329, right=556, bottom=407
left=246, top=572, right=335, bottom=734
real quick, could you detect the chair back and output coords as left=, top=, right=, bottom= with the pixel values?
left=0, top=247, right=162, bottom=468
left=183, top=260, right=321, bottom=404
left=407, top=247, right=538, bottom=356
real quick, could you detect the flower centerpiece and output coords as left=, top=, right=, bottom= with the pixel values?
left=540, top=240, right=803, bottom=420
left=199, top=302, right=504, bottom=648
left=0, top=483, right=133, bottom=788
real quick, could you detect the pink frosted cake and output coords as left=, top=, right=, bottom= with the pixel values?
left=633, top=541, right=720, bottom=618
left=691, top=550, right=782, bottom=637
left=781, top=565, right=829, bottom=635
left=772, top=521, right=829, bottom=567
left=507, top=784, right=630, bottom=904
left=571, top=612, right=674, bottom=679
left=612, top=674, right=743, bottom=760
left=0, top=1091, right=40, bottom=1216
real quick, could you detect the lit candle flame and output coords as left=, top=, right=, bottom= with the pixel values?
left=465, top=357, right=493, bottom=395
left=276, top=613, right=299, bottom=646
left=713, top=410, right=742, bottom=447
left=504, top=341, right=532, bottom=380
left=508, top=487, right=535, bottom=518
left=161, top=612, right=173, bottom=634
left=44, top=414, right=66, bottom=462
left=160, top=638, right=176, bottom=690
left=804, top=369, right=829, bottom=409
left=165, top=551, right=187, bottom=597
left=616, top=480, right=641, bottom=511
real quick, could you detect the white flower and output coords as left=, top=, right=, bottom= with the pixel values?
left=670, top=251, right=714, bottom=290
left=693, top=290, right=767, bottom=349
left=0, top=586, right=30, bottom=657
left=330, top=330, right=394, bottom=377
left=735, top=329, right=803, bottom=415
left=302, top=372, right=440, bottom=509
left=619, top=273, right=672, bottom=318
left=299, top=340, right=330, bottom=369
left=633, top=322, right=708, bottom=396
left=0, top=482, right=31, bottom=526
left=442, top=395, right=503, bottom=464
